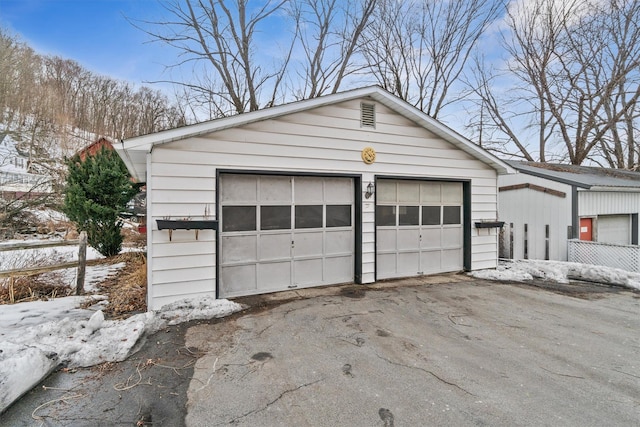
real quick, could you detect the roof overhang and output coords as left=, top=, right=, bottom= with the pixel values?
left=506, top=162, right=591, bottom=189
left=585, top=186, right=640, bottom=192
left=117, top=86, right=514, bottom=182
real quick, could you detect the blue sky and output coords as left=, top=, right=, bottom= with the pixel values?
left=0, top=0, right=169, bottom=85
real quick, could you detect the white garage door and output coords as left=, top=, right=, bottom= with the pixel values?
left=220, top=174, right=354, bottom=298
left=597, top=214, right=631, bottom=245
left=377, top=180, right=463, bottom=279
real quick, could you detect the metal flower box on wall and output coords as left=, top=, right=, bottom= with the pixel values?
left=156, top=219, right=218, bottom=241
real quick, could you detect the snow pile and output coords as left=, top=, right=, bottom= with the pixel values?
left=0, top=296, right=244, bottom=413
left=0, top=343, right=58, bottom=412
left=158, top=296, right=243, bottom=325
left=470, top=259, right=640, bottom=291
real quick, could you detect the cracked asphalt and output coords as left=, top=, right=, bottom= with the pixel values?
left=185, top=275, right=640, bottom=426
left=2, top=274, right=639, bottom=426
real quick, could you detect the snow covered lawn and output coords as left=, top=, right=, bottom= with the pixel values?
left=0, top=285, right=243, bottom=413
left=0, top=296, right=243, bottom=413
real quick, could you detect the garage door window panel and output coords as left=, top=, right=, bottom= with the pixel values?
left=443, top=206, right=461, bottom=225
left=295, top=205, right=323, bottom=229
left=399, top=206, right=419, bottom=226
left=222, top=206, right=257, bottom=232
left=327, top=205, right=351, bottom=227
left=377, top=205, right=396, bottom=226
left=261, top=205, right=291, bottom=230
left=422, top=206, right=441, bottom=225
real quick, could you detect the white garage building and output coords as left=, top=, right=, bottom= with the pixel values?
left=117, top=86, right=512, bottom=310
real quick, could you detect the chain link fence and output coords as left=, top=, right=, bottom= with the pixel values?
left=568, top=239, right=640, bottom=272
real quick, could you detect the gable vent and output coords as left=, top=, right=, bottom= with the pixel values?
left=360, top=102, right=376, bottom=128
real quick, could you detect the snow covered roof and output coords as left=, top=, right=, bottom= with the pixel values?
left=507, top=161, right=640, bottom=190
left=116, top=86, right=513, bottom=182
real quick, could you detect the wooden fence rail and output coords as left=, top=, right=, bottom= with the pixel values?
left=0, top=239, right=80, bottom=252
left=0, top=232, right=88, bottom=295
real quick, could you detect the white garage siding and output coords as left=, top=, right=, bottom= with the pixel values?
left=578, top=191, right=640, bottom=216
left=145, top=99, right=500, bottom=309
left=498, top=173, right=573, bottom=261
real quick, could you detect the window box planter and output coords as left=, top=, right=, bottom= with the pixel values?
left=156, top=219, right=218, bottom=241
left=474, top=221, right=505, bottom=229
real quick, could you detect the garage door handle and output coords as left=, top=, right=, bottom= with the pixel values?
left=288, top=285, right=298, bottom=289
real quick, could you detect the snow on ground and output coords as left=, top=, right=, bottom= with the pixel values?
left=4, top=256, right=638, bottom=412
left=470, top=259, right=640, bottom=291
left=0, top=244, right=243, bottom=412
left=0, top=293, right=244, bottom=413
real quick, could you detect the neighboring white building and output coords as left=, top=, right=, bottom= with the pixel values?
left=117, top=86, right=513, bottom=310
left=0, top=132, right=51, bottom=197
left=499, top=161, right=640, bottom=261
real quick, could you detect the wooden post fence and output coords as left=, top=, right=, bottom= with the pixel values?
left=76, top=231, right=87, bottom=295
left=0, top=238, right=95, bottom=294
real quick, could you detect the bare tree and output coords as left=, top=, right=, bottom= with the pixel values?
left=470, top=0, right=640, bottom=167
left=140, top=0, right=294, bottom=117
left=361, top=0, right=502, bottom=119
left=289, top=0, right=377, bottom=99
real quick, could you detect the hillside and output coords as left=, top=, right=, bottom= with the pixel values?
left=0, top=28, right=184, bottom=235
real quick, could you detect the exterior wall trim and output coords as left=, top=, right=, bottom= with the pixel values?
left=499, top=183, right=566, bottom=198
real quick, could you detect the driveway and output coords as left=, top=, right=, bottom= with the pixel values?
left=185, top=275, right=640, bottom=427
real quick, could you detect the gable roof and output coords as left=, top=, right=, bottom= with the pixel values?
left=507, top=161, right=640, bottom=190
left=116, top=86, right=513, bottom=182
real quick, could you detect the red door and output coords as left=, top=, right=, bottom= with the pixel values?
left=579, top=218, right=592, bottom=241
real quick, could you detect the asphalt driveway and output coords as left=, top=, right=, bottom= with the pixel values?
left=185, top=275, right=640, bottom=427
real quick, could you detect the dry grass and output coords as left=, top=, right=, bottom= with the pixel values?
left=2, top=226, right=148, bottom=317
left=0, top=250, right=72, bottom=304
left=96, top=251, right=147, bottom=318
left=0, top=275, right=73, bottom=304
